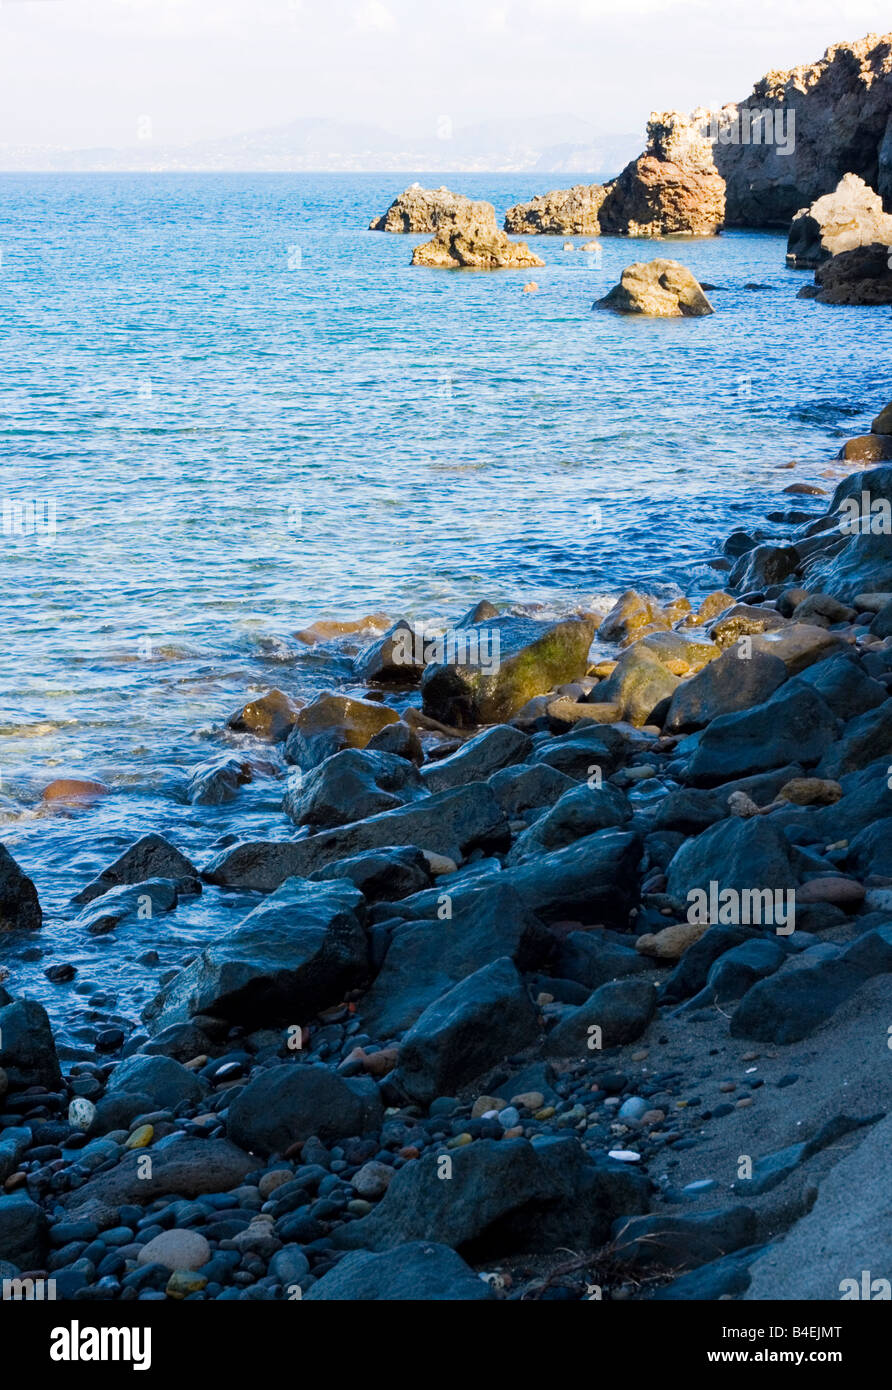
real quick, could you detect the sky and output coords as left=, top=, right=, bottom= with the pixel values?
left=0, top=0, right=889, bottom=152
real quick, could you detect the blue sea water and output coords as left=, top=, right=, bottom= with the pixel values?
left=0, top=171, right=889, bottom=1035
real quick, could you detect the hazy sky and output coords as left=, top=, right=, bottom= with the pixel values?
left=0, top=0, right=888, bottom=150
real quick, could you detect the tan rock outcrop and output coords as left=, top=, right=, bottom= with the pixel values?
left=412, top=204, right=544, bottom=270
left=597, top=112, right=725, bottom=238
left=503, top=184, right=607, bottom=235
left=786, top=174, right=892, bottom=267
left=594, top=259, right=714, bottom=317
left=369, top=184, right=476, bottom=233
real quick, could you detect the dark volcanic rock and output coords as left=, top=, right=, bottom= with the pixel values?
left=391, top=956, right=539, bottom=1105
left=0, top=845, right=42, bottom=931
left=0, top=997, right=63, bottom=1089
left=284, top=748, right=427, bottom=829
left=228, top=1063, right=383, bottom=1156
left=545, top=977, right=657, bottom=1055
left=421, top=725, right=532, bottom=793
left=204, top=783, right=509, bottom=891
left=0, top=1192, right=46, bottom=1269
left=62, top=1139, right=254, bottom=1217
left=666, top=817, right=796, bottom=901
left=334, top=1135, right=648, bottom=1255
left=305, top=1242, right=495, bottom=1300
left=685, top=682, right=837, bottom=785
left=507, top=783, right=632, bottom=863
left=73, top=834, right=199, bottom=906
left=144, top=877, right=367, bottom=1032
left=308, top=845, right=431, bottom=901
left=664, top=648, right=788, bottom=733
left=613, top=1206, right=757, bottom=1270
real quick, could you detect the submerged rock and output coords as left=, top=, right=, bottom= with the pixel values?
left=595, top=259, right=714, bottom=316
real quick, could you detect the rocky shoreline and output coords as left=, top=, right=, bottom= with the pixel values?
left=2, top=402, right=892, bottom=1302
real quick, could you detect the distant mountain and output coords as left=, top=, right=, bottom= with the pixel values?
left=0, top=115, right=642, bottom=175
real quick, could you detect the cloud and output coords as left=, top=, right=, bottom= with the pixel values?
left=353, top=0, right=397, bottom=31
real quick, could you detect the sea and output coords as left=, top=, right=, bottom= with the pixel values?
left=0, top=171, right=889, bottom=1041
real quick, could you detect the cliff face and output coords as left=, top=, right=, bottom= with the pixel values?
left=714, top=32, right=892, bottom=226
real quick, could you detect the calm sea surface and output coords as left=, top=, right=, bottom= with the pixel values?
left=1, top=172, right=889, bottom=1038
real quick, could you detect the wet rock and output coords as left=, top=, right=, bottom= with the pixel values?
left=595, top=258, right=714, bottom=316
left=545, top=977, right=657, bottom=1055
left=353, top=620, right=426, bottom=684
left=530, top=723, right=632, bottom=780
left=0, top=845, right=42, bottom=931
left=284, top=694, right=400, bottom=771
left=73, top=834, right=199, bottom=906
left=504, top=183, right=607, bottom=235
left=729, top=543, right=801, bottom=590
left=707, top=604, right=787, bottom=646
left=305, top=1241, right=494, bottom=1300
left=588, top=644, right=680, bottom=726
left=228, top=1063, right=382, bottom=1156
left=0, top=997, right=62, bottom=1089
left=421, top=725, right=531, bottom=793
left=364, top=720, right=423, bottom=765
left=308, top=845, right=431, bottom=901
left=786, top=174, right=892, bottom=268
left=284, top=748, right=428, bottom=828
left=204, top=782, right=509, bottom=891
left=391, top=956, right=539, bottom=1106
left=746, top=625, right=846, bottom=675
left=810, top=241, right=892, bottom=305
left=75, top=878, right=179, bottom=935
left=144, top=877, right=367, bottom=1032
left=793, top=653, right=886, bottom=719
left=334, top=1134, right=648, bottom=1255
left=421, top=615, right=595, bottom=727
left=41, top=778, right=109, bottom=807
left=226, top=688, right=303, bottom=742
left=598, top=590, right=669, bottom=646
left=187, top=753, right=252, bottom=806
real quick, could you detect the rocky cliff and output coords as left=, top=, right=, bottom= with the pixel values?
left=714, top=32, right=892, bottom=225
left=598, top=111, right=726, bottom=237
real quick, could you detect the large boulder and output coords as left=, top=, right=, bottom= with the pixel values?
left=685, top=681, right=838, bottom=785
left=358, top=884, right=551, bottom=1037
left=545, top=977, right=657, bottom=1055
left=284, top=748, right=427, bottom=829
left=370, top=184, right=476, bottom=233
left=588, top=644, right=680, bottom=725
left=808, top=242, right=892, bottom=305
left=713, top=33, right=892, bottom=226
left=507, top=783, right=632, bottom=863
left=0, top=1193, right=46, bottom=1269
left=411, top=202, right=544, bottom=270
left=391, top=956, right=539, bottom=1105
left=204, top=782, right=510, bottom=891
left=143, top=877, right=367, bottom=1031
left=504, top=184, right=607, bottom=235
left=421, top=725, right=531, bottom=793
left=598, top=111, right=726, bottom=237
left=665, top=648, right=788, bottom=732
left=226, top=687, right=303, bottom=741
left=0, top=997, right=62, bottom=1090
left=284, top=694, right=399, bottom=771
left=334, top=1135, right=648, bottom=1255
left=595, top=258, right=714, bottom=317
left=228, top=1063, right=383, bottom=1155
left=0, top=846, right=41, bottom=931
left=421, top=615, right=595, bottom=726
left=786, top=173, right=892, bottom=268
left=666, top=817, right=797, bottom=901
left=307, top=845, right=431, bottom=902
